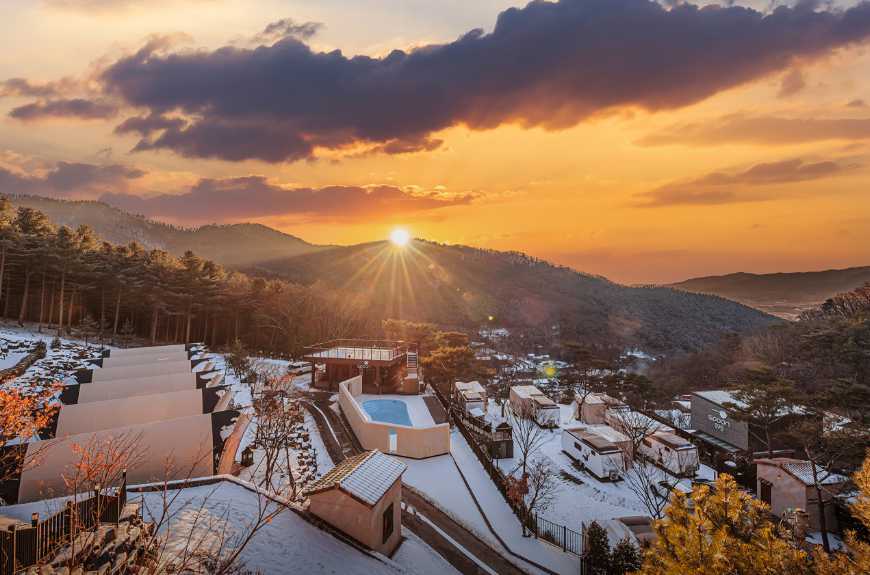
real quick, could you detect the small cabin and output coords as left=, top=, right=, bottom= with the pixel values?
left=510, top=385, right=560, bottom=428
left=305, top=450, right=406, bottom=556
left=562, top=426, right=626, bottom=481
left=454, top=381, right=487, bottom=416
left=638, top=431, right=700, bottom=476
left=755, top=458, right=848, bottom=533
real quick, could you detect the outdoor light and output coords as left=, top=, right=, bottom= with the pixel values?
left=389, top=228, right=411, bottom=247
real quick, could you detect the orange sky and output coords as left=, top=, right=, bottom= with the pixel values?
left=1, top=0, right=870, bottom=284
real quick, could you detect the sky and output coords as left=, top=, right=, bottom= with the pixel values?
left=2, top=0, right=870, bottom=284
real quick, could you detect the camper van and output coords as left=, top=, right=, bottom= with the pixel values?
left=638, top=431, right=700, bottom=476
left=562, top=426, right=626, bottom=481
left=510, top=385, right=560, bottom=427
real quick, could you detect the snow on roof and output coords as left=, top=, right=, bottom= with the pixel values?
left=584, top=424, right=629, bottom=444
left=455, top=381, right=485, bottom=394
left=305, top=450, right=406, bottom=506
left=757, top=458, right=848, bottom=486
left=692, top=390, right=747, bottom=409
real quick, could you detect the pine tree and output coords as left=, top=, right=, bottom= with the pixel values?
left=812, top=454, right=870, bottom=575
left=585, top=520, right=612, bottom=575
left=609, top=538, right=641, bottom=575
left=639, top=474, right=809, bottom=575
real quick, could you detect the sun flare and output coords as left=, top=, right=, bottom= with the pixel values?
left=389, top=228, right=411, bottom=247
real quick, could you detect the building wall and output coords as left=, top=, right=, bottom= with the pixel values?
left=339, top=376, right=450, bottom=459
left=756, top=463, right=842, bottom=532
left=308, top=478, right=403, bottom=555
left=691, top=393, right=749, bottom=450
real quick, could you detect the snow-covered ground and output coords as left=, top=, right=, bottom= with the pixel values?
left=400, top=429, right=581, bottom=575
left=0, top=478, right=454, bottom=575
left=393, top=530, right=461, bottom=575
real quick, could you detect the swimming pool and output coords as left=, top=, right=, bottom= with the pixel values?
left=362, top=399, right=413, bottom=427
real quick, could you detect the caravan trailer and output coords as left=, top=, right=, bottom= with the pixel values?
left=562, top=426, right=626, bottom=481
left=510, top=385, right=560, bottom=427
left=638, top=431, right=700, bottom=476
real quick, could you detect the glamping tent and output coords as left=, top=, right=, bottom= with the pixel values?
left=61, top=372, right=223, bottom=404
left=17, top=410, right=240, bottom=503
left=55, top=387, right=233, bottom=436
left=77, top=359, right=213, bottom=383
left=103, top=343, right=202, bottom=358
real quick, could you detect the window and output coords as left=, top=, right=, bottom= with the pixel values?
left=382, top=503, right=394, bottom=544
left=760, top=479, right=772, bottom=505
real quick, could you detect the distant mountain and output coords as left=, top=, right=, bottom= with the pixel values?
left=669, top=267, right=870, bottom=319
left=7, top=195, right=779, bottom=353
left=249, top=240, right=780, bottom=354
left=6, top=195, right=324, bottom=266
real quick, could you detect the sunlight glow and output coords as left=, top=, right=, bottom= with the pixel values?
left=390, top=228, right=411, bottom=247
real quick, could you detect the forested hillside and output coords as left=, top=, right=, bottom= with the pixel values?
left=1, top=195, right=779, bottom=355
left=649, top=283, right=870, bottom=425
left=670, top=267, right=870, bottom=319
left=251, top=240, right=780, bottom=353
left=7, top=195, right=323, bottom=265
left=0, top=197, right=374, bottom=356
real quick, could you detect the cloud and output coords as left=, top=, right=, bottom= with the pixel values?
left=253, top=18, right=324, bottom=44
left=778, top=69, right=806, bottom=98
left=96, top=0, right=870, bottom=163
left=0, top=161, right=145, bottom=198
left=100, top=176, right=474, bottom=222
left=42, top=0, right=214, bottom=11
left=0, top=78, right=78, bottom=98
left=9, top=98, right=118, bottom=121
left=639, top=113, right=870, bottom=145
left=636, top=157, right=858, bottom=207
left=847, top=98, right=867, bottom=107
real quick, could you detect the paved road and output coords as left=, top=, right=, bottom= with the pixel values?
left=403, top=486, right=527, bottom=575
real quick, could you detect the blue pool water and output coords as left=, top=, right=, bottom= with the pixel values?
left=362, top=399, right=413, bottom=426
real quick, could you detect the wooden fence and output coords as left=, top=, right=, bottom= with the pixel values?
left=0, top=473, right=128, bottom=575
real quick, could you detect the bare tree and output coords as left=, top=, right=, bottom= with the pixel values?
left=246, top=361, right=304, bottom=496
left=623, top=460, right=680, bottom=520
left=524, top=459, right=560, bottom=534
left=607, top=407, right=662, bottom=458
left=509, top=401, right=550, bottom=476
left=59, top=432, right=146, bottom=569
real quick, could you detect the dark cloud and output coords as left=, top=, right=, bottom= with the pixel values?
left=114, top=113, right=186, bottom=136
left=9, top=98, right=118, bottom=121
left=636, top=157, right=857, bottom=207
left=0, top=161, right=144, bottom=198
left=0, top=78, right=77, bottom=98
left=639, top=113, right=870, bottom=145
left=100, top=177, right=473, bottom=222
left=97, top=0, right=870, bottom=163
left=778, top=69, right=806, bottom=98
left=847, top=98, right=867, bottom=107
left=254, top=18, right=324, bottom=44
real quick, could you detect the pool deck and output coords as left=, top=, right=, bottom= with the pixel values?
left=357, top=394, right=436, bottom=427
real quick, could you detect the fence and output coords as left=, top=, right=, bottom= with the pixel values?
left=0, top=473, right=128, bottom=575
left=430, top=383, right=585, bottom=558
left=532, top=513, right=582, bottom=555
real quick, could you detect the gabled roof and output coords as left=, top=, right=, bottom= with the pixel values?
left=757, top=458, right=848, bottom=486
left=305, top=450, right=406, bottom=506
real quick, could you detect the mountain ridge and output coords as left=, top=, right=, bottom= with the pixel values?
left=669, top=266, right=870, bottom=319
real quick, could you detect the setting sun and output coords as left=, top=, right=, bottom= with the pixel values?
left=389, top=228, right=411, bottom=247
